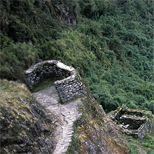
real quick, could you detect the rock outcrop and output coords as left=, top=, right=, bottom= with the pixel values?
left=77, top=117, right=129, bottom=154
left=45, top=0, right=77, bottom=26
left=0, top=79, right=56, bottom=154
left=72, top=93, right=130, bottom=154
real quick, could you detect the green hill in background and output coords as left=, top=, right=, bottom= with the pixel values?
left=0, top=0, right=154, bottom=113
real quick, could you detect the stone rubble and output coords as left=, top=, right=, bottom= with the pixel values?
left=110, top=107, right=153, bottom=139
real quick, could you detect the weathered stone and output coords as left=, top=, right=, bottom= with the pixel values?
left=110, top=107, right=153, bottom=139
left=33, top=106, right=46, bottom=116
left=76, top=117, right=86, bottom=126
left=24, top=60, right=86, bottom=103
left=85, top=141, right=97, bottom=154
left=0, top=98, right=53, bottom=154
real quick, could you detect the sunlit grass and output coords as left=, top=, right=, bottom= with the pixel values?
left=0, top=79, right=31, bottom=101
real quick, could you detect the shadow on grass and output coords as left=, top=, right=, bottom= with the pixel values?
left=31, top=78, right=61, bottom=93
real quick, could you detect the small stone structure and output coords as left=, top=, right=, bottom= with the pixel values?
left=110, top=107, right=152, bottom=139
left=24, top=60, right=85, bottom=103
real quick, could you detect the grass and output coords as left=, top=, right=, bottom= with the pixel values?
left=139, top=134, right=154, bottom=150
left=66, top=123, right=80, bottom=154
left=0, top=79, right=33, bottom=129
left=0, top=79, right=31, bottom=101
left=124, top=133, right=154, bottom=154
left=66, top=135, right=79, bottom=154
left=31, top=77, right=61, bottom=92
left=127, top=143, right=140, bottom=154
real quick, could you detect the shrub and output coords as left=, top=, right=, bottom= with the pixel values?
left=147, top=101, right=154, bottom=114
left=0, top=42, right=39, bottom=80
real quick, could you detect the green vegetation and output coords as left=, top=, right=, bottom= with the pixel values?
left=0, top=0, right=154, bottom=114
left=31, top=78, right=61, bottom=92
left=127, top=143, right=140, bottom=154
left=127, top=134, right=154, bottom=154
left=0, top=79, right=31, bottom=101
left=66, top=131, right=80, bottom=154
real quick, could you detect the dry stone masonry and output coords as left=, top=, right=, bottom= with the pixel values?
left=110, top=107, right=153, bottom=139
left=24, top=60, right=85, bottom=103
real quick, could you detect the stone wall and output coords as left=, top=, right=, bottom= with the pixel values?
left=24, top=60, right=85, bottom=103
left=110, top=107, right=152, bottom=139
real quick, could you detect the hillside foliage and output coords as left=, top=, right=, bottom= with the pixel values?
left=0, top=0, right=154, bottom=113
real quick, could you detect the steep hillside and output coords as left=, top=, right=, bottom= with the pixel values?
left=0, top=0, right=154, bottom=153
left=68, top=92, right=130, bottom=154
left=1, top=0, right=154, bottom=114
left=0, top=79, right=130, bottom=154
left=0, top=79, right=57, bottom=153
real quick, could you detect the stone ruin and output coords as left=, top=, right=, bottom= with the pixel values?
left=110, top=107, right=153, bottom=139
left=24, top=60, right=85, bottom=103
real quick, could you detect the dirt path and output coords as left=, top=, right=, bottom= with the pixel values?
left=33, top=86, right=82, bottom=154
left=132, top=143, right=147, bottom=154
left=124, top=136, right=147, bottom=154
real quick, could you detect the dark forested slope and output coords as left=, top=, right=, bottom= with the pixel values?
left=0, top=0, right=154, bottom=113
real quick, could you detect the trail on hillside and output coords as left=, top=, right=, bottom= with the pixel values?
left=132, top=143, right=147, bottom=154
left=125, top=136, right=147, bottom=154
left=32, top=86, right=82, bottom=154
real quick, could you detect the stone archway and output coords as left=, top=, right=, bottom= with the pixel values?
left=24, top=60, right=85, bottom=103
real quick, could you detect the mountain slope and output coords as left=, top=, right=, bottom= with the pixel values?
left=0, top=0, right=153, bottom=113
left=0, top=79, right=129, bottom=154
left=0, top=0, right=154, bottom=153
